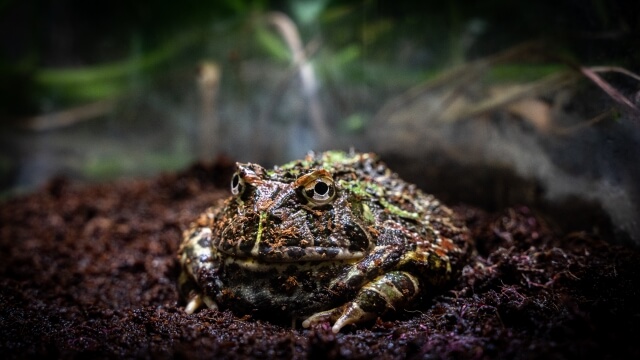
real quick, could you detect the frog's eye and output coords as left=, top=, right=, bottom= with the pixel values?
left=302, top=176, right=336, bottom=206
left=231, top=172, right=245, bottom=196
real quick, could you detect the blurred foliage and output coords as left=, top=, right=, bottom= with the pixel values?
left=487, top=64, right=567, bottom=83
left=0, top=0, right=638, bottom=118
left=0, top=0, right=639, bottom=193
left=34, top=31, right=199, bottom=101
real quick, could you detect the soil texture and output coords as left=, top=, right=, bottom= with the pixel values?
left=1, top=160, right=639, bottom=359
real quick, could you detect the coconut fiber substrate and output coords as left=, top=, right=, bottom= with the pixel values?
left=1, top=160, right=640, bottom=359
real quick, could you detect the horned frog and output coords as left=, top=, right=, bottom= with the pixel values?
left=178, top=150, right=470, bottom=333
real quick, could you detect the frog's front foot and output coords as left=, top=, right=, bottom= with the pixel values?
left=302, top=300, right=371, bottom=334
left=184, top=292, right=218, bottom=314
left=302, top=271, right=421, bottom=333
left=179, top=272, right=219, bottom=314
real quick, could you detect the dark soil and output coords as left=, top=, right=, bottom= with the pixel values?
left=2, top=160, right=640, bottom=359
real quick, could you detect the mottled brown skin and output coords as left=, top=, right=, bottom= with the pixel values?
left=178, top=151, right=470, bottom=333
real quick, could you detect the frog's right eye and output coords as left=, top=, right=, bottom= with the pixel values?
left=231, top=172, right=245, bottom=196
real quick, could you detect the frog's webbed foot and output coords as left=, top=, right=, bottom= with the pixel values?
left=302, top=271, right=421, bottom=333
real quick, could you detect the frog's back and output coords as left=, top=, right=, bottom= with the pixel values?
left=319, top=151, right=470, bottom=266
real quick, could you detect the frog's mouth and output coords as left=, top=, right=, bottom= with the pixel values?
left=219, top=243, right=367, bottom=262
left=217, top=211, right=372, bottom=263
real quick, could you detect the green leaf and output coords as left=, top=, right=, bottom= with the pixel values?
left=255, top=27, right=291, bottom=62
left=291, top=0, right=329, bottom=26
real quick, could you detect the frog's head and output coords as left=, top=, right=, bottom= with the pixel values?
left=214, top=161, right=373, bottom=262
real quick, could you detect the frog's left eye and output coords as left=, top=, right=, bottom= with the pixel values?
left=302, top=175, right=336, bottom=206
left=231, top=172, right=245, bottom=196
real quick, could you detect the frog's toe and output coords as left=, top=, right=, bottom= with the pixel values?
left=184, top=293, right=218, bottom=314
left=331, top=302, right=375, bottom=333
left=185, top=295, right=202, bottom=314
left=302, top=302, right=372, bottom=333
left=301, top=308, right=334, bottom=329
left=331, top=302, right=373, bottom=333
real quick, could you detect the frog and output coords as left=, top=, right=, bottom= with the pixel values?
left=178, top=150, right=470, bottom=333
